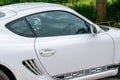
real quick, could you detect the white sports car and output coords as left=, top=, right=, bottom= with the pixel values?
left=0, top=2, right=120, bottom=80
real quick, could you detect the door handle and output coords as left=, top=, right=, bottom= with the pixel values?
left=39, top=49, right=56, bottom=57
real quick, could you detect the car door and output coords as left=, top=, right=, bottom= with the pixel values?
left=26, top=11, right=114, bottom=79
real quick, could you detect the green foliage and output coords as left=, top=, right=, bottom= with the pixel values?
left=48, top=0, right=68, bottom=3
left=0, top=0, right=49, bottom=5
left=70, top=4, right=96, bottom=22
left=66, top=0, right=120, bottom=22
left=64, top=0, right=96, bottom=22
left=107, top=0, right=120, bottom=21
left=0, top=0, right=5, bottom=6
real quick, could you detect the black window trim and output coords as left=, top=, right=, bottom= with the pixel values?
left=5, top=10, right=91, bottom=38
left=24, top=18, right=37, bottom=37
left=5, top=17, right=36, bottom=38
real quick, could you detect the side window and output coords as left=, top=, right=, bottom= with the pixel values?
left=26, top=11, right=90, bottom=37
left=6, top=18, right=35, bottom=37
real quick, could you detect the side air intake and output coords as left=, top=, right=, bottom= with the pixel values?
left=22, top=59, right=42, bottom=75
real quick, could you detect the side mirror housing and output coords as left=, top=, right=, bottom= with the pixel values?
left=90, top=24, right=101, bottom=35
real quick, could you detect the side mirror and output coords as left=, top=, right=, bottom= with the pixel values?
left=90, top=24, right=101, bottom=35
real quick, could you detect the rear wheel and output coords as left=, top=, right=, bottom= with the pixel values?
left=0, top=70, right=10, bottom=80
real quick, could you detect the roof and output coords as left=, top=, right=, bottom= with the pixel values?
left=0, top=2, right=67, bottom=20
left=0, top=2, right=66, bottom=12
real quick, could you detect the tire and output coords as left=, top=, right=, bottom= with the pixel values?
left=0, top=70, right=10, bottom=80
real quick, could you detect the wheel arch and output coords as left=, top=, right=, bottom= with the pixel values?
left=0, top=64, right=16, bottom=80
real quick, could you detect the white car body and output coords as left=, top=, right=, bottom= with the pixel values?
left=0, top=2, right=120, bottom=80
